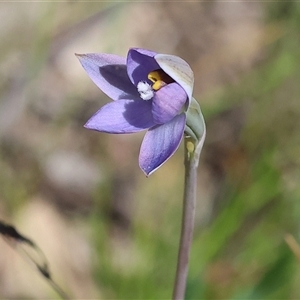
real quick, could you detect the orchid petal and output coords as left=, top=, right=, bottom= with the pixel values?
left=152, top=82, right=187, bottom=124
left=76, top=53, right=140, bottom=101
left=127, top=48, right=160, bottom=86
left=84, top=100, right=155, bottom=133
left=155, top=54, right=194, bottom=103
left=139, top=113, right=186, bottom=176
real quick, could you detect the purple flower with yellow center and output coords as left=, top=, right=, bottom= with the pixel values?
left=76, top=48, right=194, bottom=176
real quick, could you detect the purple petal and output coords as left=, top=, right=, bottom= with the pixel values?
left=76, top=53, right=140, bottom=101
left=126, top=48, right=160, bottom=86
left=84, top=99, right=155, bottom=133
left=152, top=82, right=188, bottom=124
left=139, top=113, right=186, bottom=176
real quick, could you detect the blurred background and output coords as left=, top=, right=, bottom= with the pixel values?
left=0, top=1, right=300, bottom=299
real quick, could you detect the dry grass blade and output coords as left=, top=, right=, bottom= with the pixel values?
left=0, top=220, right=70, bottom=300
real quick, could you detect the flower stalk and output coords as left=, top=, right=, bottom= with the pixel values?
left=173, top=99, right=206, bottom=300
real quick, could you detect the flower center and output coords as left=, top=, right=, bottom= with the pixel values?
left=137, top=69, right=175, bottom=101
left=148, top=69, right=174, bottom=90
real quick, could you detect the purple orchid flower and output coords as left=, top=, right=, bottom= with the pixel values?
left=76, top=48, right=194, bottom=176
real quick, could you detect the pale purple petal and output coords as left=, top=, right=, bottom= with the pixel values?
left=84, top=100, right=155, bottom=133
left=126, top=48, right=160, bottom=86
left=152, top=83, right=188, bottom=124
left=139, top=113, right=186, bottom=176
left=76, top=53, right=140, bottom=101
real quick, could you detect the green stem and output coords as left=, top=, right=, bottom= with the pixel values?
left=172, top=135, right=204, bottom=300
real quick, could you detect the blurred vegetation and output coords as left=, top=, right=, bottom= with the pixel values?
left=0, top=2, right=300, bottom=299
